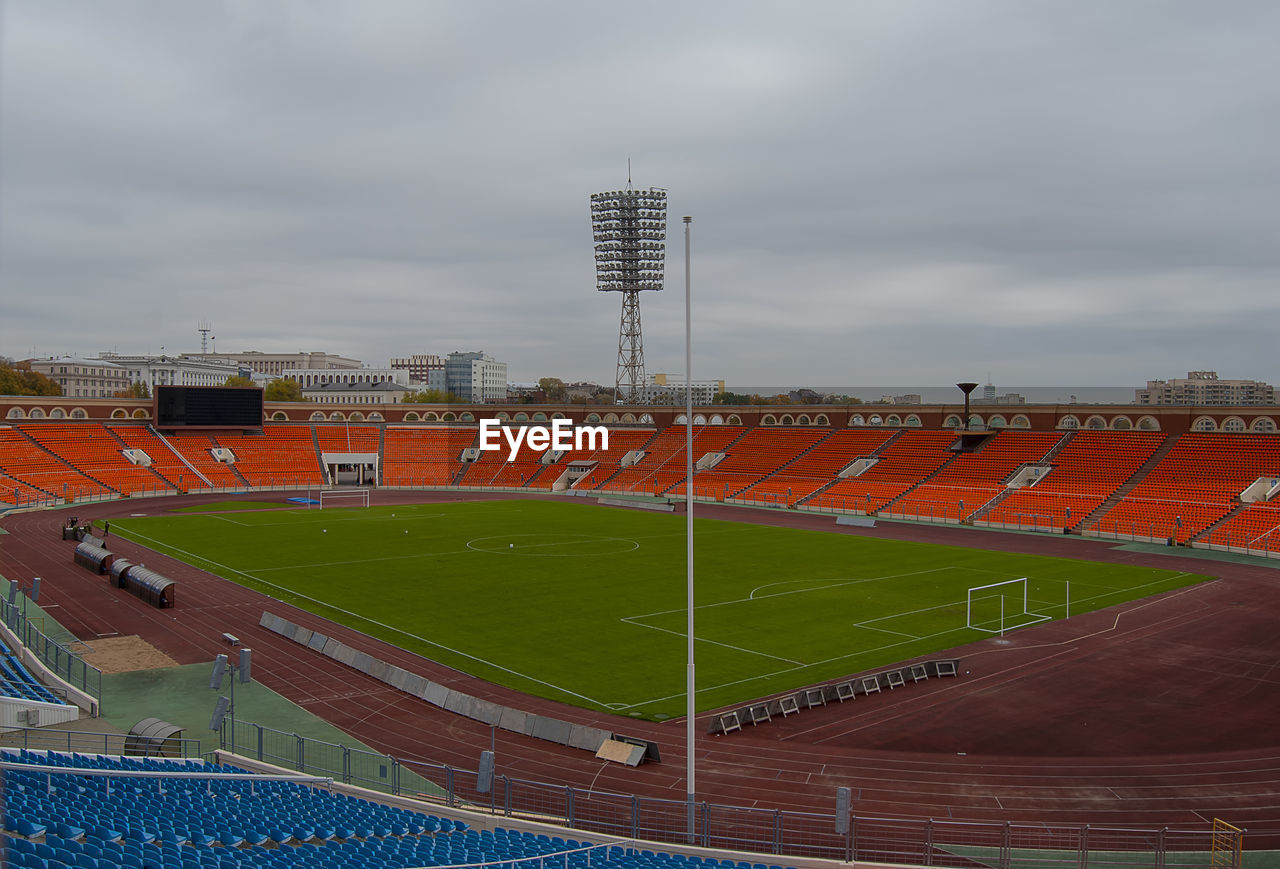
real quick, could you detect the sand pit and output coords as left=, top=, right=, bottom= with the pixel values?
left=78, top=635, right=179, bottom=674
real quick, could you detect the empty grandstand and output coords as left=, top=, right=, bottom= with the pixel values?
left=3, top=414, right=1280, bottom=554
left=0, top=398, right=1275, bottom=869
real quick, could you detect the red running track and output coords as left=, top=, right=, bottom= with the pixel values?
left=4, top=492, right=1280, bottom=844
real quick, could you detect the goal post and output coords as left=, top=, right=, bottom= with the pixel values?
left=966, top=577, right=1056, bottom=636
left=318, top=488, right=371, bottom=509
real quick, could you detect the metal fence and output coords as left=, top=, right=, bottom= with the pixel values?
left=0, top=594, right=102, bottom=704
left=0, top=479, right=328, bottom=512
left=223, top=720, right=1242, bottom=869
left=0, top=726, right=202, bottom=758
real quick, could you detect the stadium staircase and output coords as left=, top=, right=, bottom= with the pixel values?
left=10, top=427, right=116, bottom=499
left=1072, top=432, right=1179, bottom=534
left=964, top=431, right=1077, bottom=525
left=310, top=425, right=325, bottom=482
left=794, top=429, right=905, bottom=507
left=727, top=427, right=839, bottom=502
left=522, top=463, right=551, bottom=488
left=0, top=468, right=51, bottom=505
left=147, top=428, right=233, bottom=490
left=1189, top=502, right=1249, bottom=545
left=377, top=425, right=386, bottom=484
left=575, top=428, right=664, bottom=491
left=1028, top=429, right=1076, bottom=465
left=1196, top=501, right=1280, bottom=552
left=102, top=424, right=182, bottom=491
left=450, top=430, right=480, bottom=486
left=875, top=448, right=960, bottom=514
left=24, top=423, right=191, bottom=497
left=664, top=424, right=757, bottom=497
left=207, top=435, right=254, bottom=488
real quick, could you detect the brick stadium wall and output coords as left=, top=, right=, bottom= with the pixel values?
left=2, top=394, right=1279, bottom=433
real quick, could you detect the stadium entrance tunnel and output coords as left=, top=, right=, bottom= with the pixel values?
left=322, top=452, right=379, bottom=485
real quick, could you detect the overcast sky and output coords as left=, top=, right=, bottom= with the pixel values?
left=1, top=2, right=1277, bottom=388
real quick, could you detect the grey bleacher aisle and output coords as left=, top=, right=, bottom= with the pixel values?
left=1074, top=431, right=1179, bottom=533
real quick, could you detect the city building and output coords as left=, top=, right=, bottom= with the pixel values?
left=639, top=373, right=725, bottom=405
left=389, top=354, right=445, bottom=385
left=1136, top=371, right=1276, bottom=405
left=96, top=353, right=246, bottom=391
left=444, top=351, right=508, bottom=403
left=301, top=381, right=415, bottom=404
left=26, top=356, right=130, bottom=398
left=188, top=351, right=362, bottom=377
left=283, top=367, right=411, bottom=389
left=973, top=381, right=1027, bottom=406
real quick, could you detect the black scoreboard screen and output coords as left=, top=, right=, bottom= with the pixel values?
left=154, top=386, right=264, bottom=429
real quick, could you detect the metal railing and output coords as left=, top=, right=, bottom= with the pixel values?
left=0, top=726, right=202, bottom=758
left=0, top=595, right=102, bottom=703
left=223, top=720, right=1243, bottom=869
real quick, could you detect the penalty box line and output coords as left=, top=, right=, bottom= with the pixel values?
left=618, top=572, right=1141, bottom=712
left=615, top=618, right=976, bottom=712
left=111, top=526, right=618, bottom=710
left=619, top=569, right=967, bottom=690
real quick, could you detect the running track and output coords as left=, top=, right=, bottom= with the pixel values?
left=4, top=492, right=1280, bottom=844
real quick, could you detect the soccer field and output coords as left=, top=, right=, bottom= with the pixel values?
left=109, top=499, right=1208, bottom=720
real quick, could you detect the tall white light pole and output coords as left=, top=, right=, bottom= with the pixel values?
left=683, top=215, right=696, bottom=842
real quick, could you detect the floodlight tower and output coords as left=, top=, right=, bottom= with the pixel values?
left=591, top=181, right=667, bottom=402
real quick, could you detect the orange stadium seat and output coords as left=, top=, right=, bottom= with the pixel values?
left=815, top=430, right=959, bottom=513
left=883, top=431, right=1065, bottom=522
left=381, top=426, right=474, bottom=487
left=978, top=430, right=1166, bottom=531
left=14, top=423, right=168, bottom=498
left=561, top=428, right=656, bottom=491
left=738, top=428, right=897, bottom=506
left=203, top=426, right=325, bottom=487
left=597, top=425, right=744, bottom=495
left=669, top=426, right=829, bottom=500
left=1090, top=433, right=1280, bottom=542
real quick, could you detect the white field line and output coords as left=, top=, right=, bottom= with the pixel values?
left=619, top=619, right=804, bottom=666
left=208, top=511, right=448, bottom=528
left=616, top=572, right=1200, bottom=711
left=110, top=526, right=618, bottom=709
left=115, top=515, right=1201, bottom=714
left=626, top=567, right=955, bottom=624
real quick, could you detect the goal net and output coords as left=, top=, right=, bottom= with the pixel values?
left=966, top=577, right=1053, bottom=636
left=318, top=488, right=370, bottom=509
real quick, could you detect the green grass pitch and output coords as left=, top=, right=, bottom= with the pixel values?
left=109, top=499, right=1209, bottom=720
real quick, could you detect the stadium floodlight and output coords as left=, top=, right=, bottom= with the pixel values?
left=209, top=654, right=228, bottom=690
left=209, top=695, right=231, bottom=731
left=591, top=180, right=667, bottom=401
left=208, top=650, right=254, bottom=735
left=477, top=749, right=495, bottom=794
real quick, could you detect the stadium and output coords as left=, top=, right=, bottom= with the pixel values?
left=1, top=389, right=1278, bottom=869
